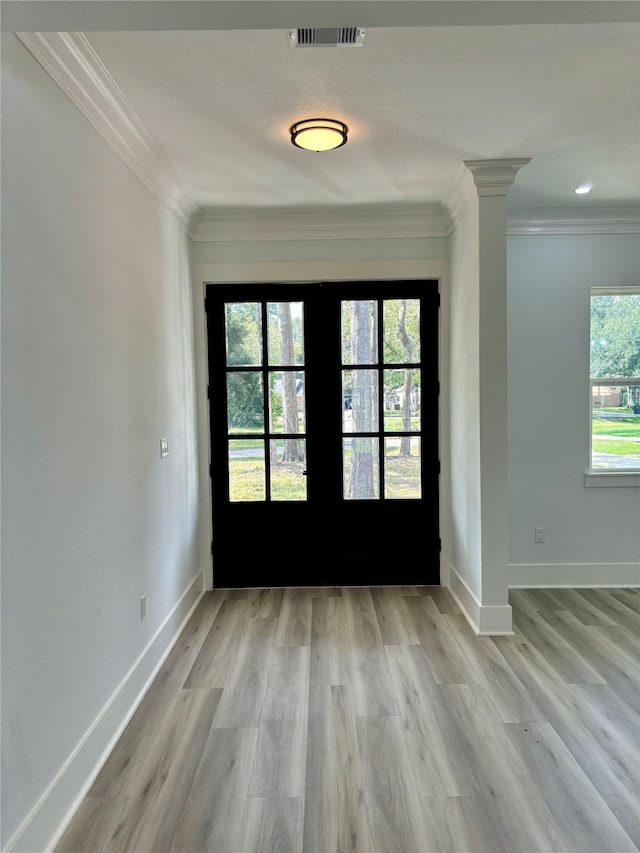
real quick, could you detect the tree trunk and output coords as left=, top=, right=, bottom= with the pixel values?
left=278, top=302, right=302, bottom=461
left=348, top=300, right=375, bottom=498
left=398, top=299, right=413, bottom=456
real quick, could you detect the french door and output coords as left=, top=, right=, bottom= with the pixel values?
left=205, top=280, right=440, bottom=587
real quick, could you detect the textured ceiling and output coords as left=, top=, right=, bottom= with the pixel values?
left=12, top=1, right=640, bottom=217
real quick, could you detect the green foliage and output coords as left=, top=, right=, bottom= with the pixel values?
left=225, top=302, right=262, bottom=366
left=227, top=373, right=263, bottom=429
left=590, top=294, right=640, bottom=378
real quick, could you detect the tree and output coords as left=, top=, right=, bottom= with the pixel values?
left=591, top=293, right=640, bottom=408
left=277, top=302, right=303, bottom=461
left=225, top=303, right=263, bottom=429
left=398, top=299, right=413, bottom=457
left=591, top=294, right=640, bottom=378
left=348, top=300, right=376, bottom=498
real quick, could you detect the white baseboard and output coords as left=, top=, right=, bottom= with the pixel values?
left=446, top=561, right=513, bottom=635
left=5, top=570, right=205, bottom=853
left=510, top=562, right=640, bottom=588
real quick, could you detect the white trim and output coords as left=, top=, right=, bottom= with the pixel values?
left=508, top=217, right=640, bottom=235
left=191, top=207, right=449, bottom=242
left=195, top=258, right=449, bottom=286
left=585, top=471, right=640, bottom=487
left=464, top=158, right=532, bottom=197
left=5, top=570, right=205, bottom=853
left=15, top=31, right=197, bottom=235
left=510, top=563, right=640, bottom=588
left=446, top=561, right=514, bottom=636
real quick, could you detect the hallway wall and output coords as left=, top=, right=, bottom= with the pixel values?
left=1, top=34, right=202, bottom=851
left=508, top=232, right=640, bottom=586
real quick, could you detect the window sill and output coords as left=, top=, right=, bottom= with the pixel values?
left=585, top=471, right=640, bottom=488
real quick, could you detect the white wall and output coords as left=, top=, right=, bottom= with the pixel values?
left=447, top=182, right=484, bottom=608
left=1, top=34, right=202, bottom=851
left=508, top=232, right=640, bottom=586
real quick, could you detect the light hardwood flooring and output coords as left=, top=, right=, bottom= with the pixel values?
left=55, top=586, right=640, bottom=853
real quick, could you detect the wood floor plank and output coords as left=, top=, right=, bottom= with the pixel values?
left=303, top=684, right=374, bottom=853
left=427, top=585, right=462, bottom=615
left=54, top=797, right=135, bottom=853
left=248, top=645, right=310, bottom=797
left=496, top=638, right=639, bottom=804
left=384, top=643, right=473, bottom=796
left=613, top=588, right=640, bottom=615
left=404, top=594, right=482, bottom=684
left=574, top=588, right=640, bottom=635
left=511, top=594, right=607, bottom=684
left=88, top=688, right=222, bottom=800
left=445, top=613, right=546, bottom=724
left=169, top=726, right=259, bottom=853
left=355, top=714, right=436, bottom=853
left=604, top=791, right=640, bottom=850
left=342, top=587, right=401, bottom=716
left=275, top=587, right=313, bottom=647
left=543, top=609, right=640, bottom=712
left=211, top=615, right=278, bottom=728
left=182, top=597, right=254, bottom=688
left=55, top=586, right=640, bottom=853
left=370, top=586, right=422, bottom=645
left=240, top=797, right=304, bottom=853
left=58, top=690, right=223, bottom=852
left=415, top=796, right=513, bottom=853
left=504, top=721, right=638, bottom=852
left=243, top=587, right=285, bottom=619
left=437, top=684, right=570, bottom=852
left=309, top=595, right=351, bottom=687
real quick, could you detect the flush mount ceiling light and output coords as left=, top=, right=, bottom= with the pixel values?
left=575, top=183, right=593, bottom=194
left=290, top=118, right=348, bottom=151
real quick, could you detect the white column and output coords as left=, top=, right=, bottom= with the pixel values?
left=465, top=159, right=530, bottom=627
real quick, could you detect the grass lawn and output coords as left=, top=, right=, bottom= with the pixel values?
left=592, top=416, right=640, bottom=437
left=592, top=439, right=640, bottom=458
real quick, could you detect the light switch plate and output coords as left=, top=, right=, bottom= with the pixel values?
left=160, top=438, right=169, bottom=458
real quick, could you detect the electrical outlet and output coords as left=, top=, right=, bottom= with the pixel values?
left=160, top=438, right=169, bottom=458
left=534, top=527, right=546, bottom=543
left=140, top=595, right=146, bottom=620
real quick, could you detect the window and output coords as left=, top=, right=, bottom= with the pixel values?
left=589, top=287, right=640, bottom=472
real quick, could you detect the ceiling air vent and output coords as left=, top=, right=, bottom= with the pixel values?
left=289, top=28, right=366, bottom=47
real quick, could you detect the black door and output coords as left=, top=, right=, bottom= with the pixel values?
left=205, top=280, right=440, bottom=587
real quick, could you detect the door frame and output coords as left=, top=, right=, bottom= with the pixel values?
left=193, top=258, right=450, bottom=590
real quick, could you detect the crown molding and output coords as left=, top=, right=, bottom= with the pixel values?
left=507, top=209, right=640, bottom=235
left=191, top=207, right=449, bottom=242
left=16, top=31, right=198, bottom=234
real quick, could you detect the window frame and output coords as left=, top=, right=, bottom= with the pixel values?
left=586, top=285, right=640, bottom=486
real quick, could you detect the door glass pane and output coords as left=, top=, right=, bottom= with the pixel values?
left=228, top=439, right=265, bottom=502
left=267, top=302, right=304, bottom=366
left=269, top=371, right=306, bottom=434
left=342, top=369, right=379, bottom=432
left=343, top=437, right=380, bottom=499
left=270, top=439, right=307, bottom=501
left=225, top=303, right=262, bottom=366
left=385, top=438, right=421, bottom=498
left=383, top=368, right=421, bottom=431
left=227, top=372, right=264, bottom=434
left=342, top=300, right=378, bottom=364
left=383, top=299, right=421, bottom=363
